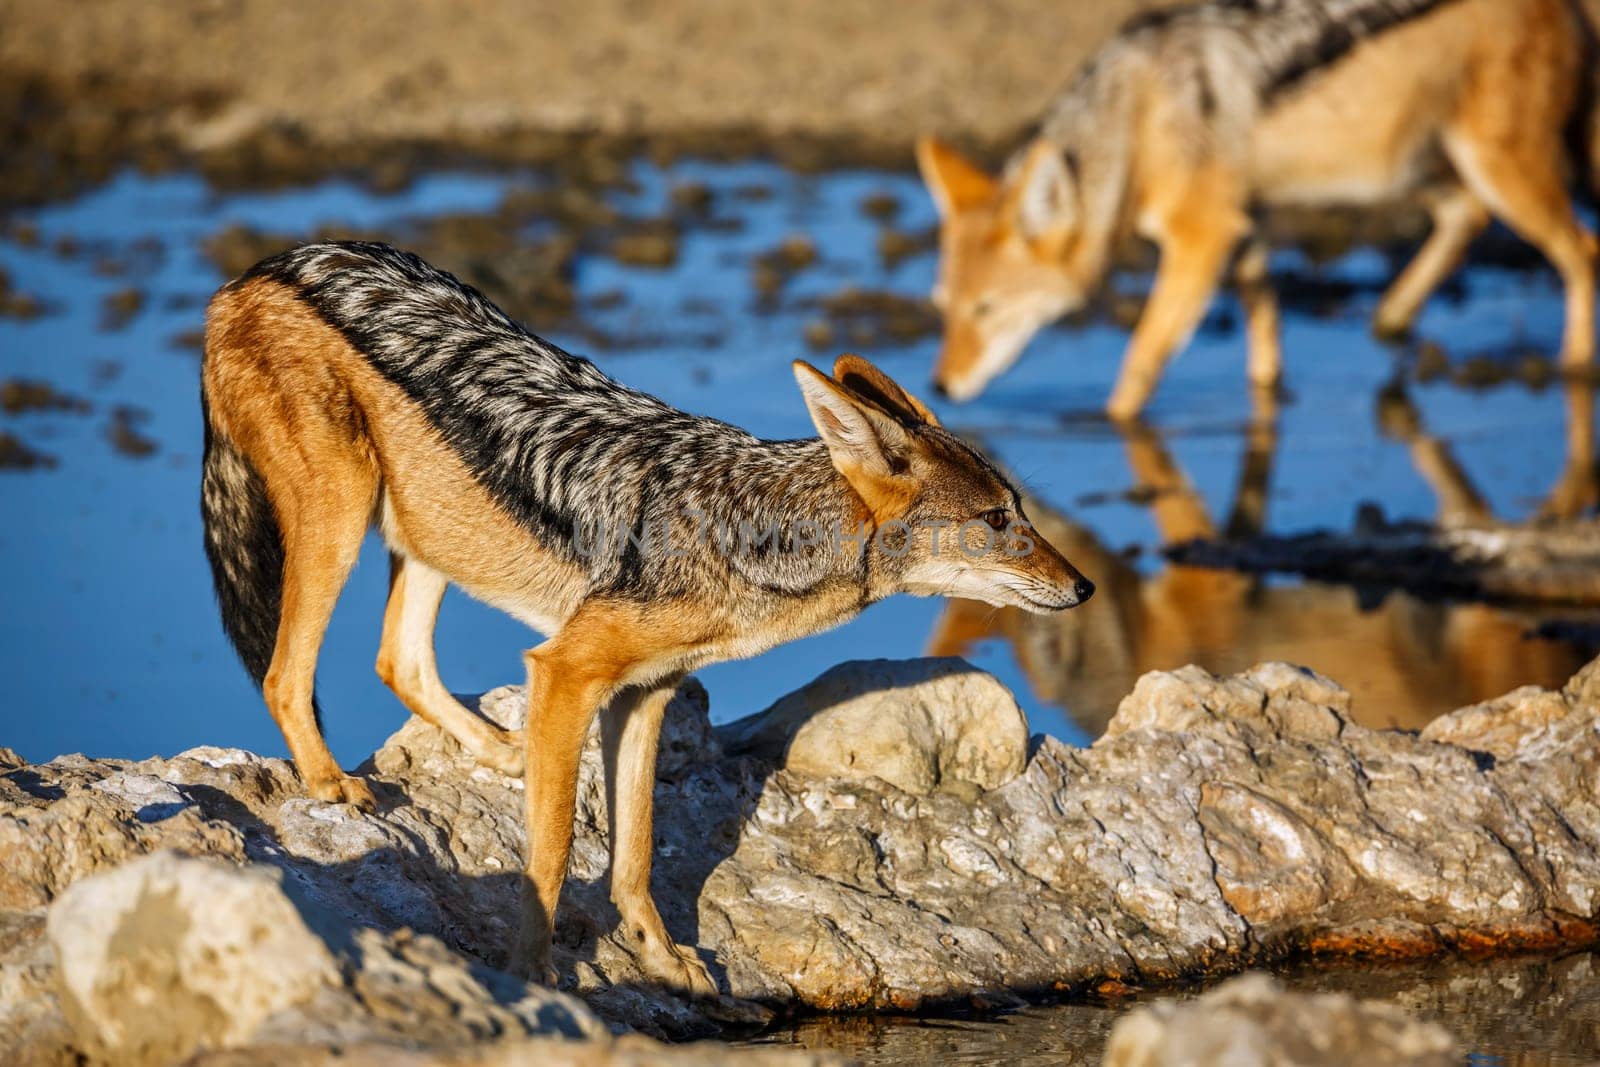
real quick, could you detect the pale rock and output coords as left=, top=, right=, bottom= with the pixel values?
left=41, top=850, right=610, bottom=1065
left=718, top=657, right=1029, bottom=796
left=46, top=852, right=339, bottom=1066
left=1423, top=655, right=1600, bottom=761
left=1101, top=661, right=1349, bottom=742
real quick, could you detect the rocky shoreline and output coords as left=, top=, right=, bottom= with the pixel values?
left=4, top=654, right=1599, bottom=1062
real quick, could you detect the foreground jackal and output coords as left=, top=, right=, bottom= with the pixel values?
left=199, top=241, right=1091, bottom=989
left=918, top=0, right=1600, bottom=414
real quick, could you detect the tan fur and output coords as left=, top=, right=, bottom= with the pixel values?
left=921, top=0, right=1598, bottom=414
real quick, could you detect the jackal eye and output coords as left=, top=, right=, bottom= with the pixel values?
left=980, top=507, right=1010, bottom=531
left=972, top=298, right=994, bottom=319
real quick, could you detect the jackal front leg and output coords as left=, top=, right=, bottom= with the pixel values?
left=512, top=636, right=616, bottom=985
left=1107, top=212, right=1242, bottom=420
left=601, top=677, right=717, bottom=998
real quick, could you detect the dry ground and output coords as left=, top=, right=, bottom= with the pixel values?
left=3, top=1, right=1596, bottom=203
left=3, top=0, right=1156, bottom=166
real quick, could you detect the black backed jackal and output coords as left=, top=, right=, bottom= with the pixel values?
left=918, top=0, right=1600, bottom=415
left=199, top=241, right=1092, bottom=990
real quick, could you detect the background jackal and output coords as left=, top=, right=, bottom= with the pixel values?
left=918, top=0, right=1600, bottom=414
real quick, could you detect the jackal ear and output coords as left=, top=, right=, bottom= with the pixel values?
left=832, top=353, right=941, bottom=428
left=1009, top=139, right=1078, bottom=241
left=794, top=360, right=912, bottom=482
left=916, top=136, right=997, bottom=218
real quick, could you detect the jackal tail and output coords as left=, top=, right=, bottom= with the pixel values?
left=199, top=401, right=285, bottom=689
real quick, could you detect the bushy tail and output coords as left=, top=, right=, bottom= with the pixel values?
left=200, top=404, right=285, bottom=688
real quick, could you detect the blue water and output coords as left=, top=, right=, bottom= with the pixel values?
left=0, top=160, right=1587, bottom=763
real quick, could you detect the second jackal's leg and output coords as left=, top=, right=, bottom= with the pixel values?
left=1107, top=216, right=1243, bottom=420
left=376, top=553, right=523, bottom=776
left=1444, top=130, right=1596, bottom=368
left=600, top=678, right=717, bottom=998
left=1373, top=186, right=1489, bottom=340
left=1234, top=238, right=1282, bottom=390
left=264, top=513, right=375, bottom=810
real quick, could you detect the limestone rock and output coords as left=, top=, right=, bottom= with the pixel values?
left=1101, top=661, right=1350, bottom=742
left=40, top=851, right=606, bottom=1066
left=718, top=657, right=1029, bottom=796
left=0, top=751, right=250, bottom=912
left=1422, top=654, right=1600, bottom=761
left=1102, top=972, right=1457, bottom=1067
left=4, top=655, right=1600, bottom=1055
left=47, top=851, right=340, bottom=1066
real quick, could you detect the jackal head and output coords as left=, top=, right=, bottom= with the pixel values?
left=917, top=136, right=1087, bottom=402
left=793, top=354, right=1093, bottom=613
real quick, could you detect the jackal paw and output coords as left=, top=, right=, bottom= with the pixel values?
left=639, top=937, right=717, bottom=999
left=478, top=731, right=524, bottom=777
left=307, top=775, right=377, bottom=812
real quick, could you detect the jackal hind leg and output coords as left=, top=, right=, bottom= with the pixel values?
left=376, top=553, right=522, bottom=776
left=1107, top=194, right=1246, bottom=420
left=1444, top=127, right=1596, bottom=368
left=601, top=677, right=716, bottom=998
left=264, top=474, right=379, bottom=810
left=1373, top=186, right=1489, bottom=341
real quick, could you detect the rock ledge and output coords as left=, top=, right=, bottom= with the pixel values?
left=3, top=655, right=1598, bottom=1060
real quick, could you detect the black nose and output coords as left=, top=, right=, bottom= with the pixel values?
left=931, top=380, right=949, bottom=399
left=1072, top=577, right=1095, bottom=604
